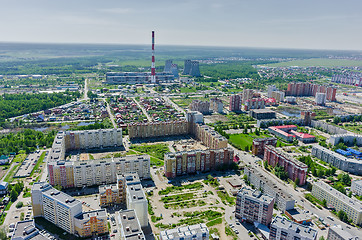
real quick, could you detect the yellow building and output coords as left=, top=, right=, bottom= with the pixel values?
left=74, top=210, right=108, bottom=238
left=99, top=184, right=121, bottom=207
left=312, top=181, right=362, bottom=225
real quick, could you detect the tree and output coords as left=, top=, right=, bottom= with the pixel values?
left=54, top=185, right=62, bottom=191
left=294, top=178, right=300, bottom=187
left=322, top=199, right=327, bottom=207
left=16, top=201, right=23, bottom=208
left=348, top=191, right=352, bottom=198
left=337, top=210, right=349, bottom=222
left=10, top=189, right=18, bottom=202
left=0, top=228, right=6, bottom=240
left=319, top=236, right=325, bottom=240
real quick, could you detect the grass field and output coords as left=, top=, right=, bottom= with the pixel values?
left=262, top=58, right=362, bottom=67
left=3, top=154, right=27, bottom=182
left=228, top=132, right=271, bottom=150
left=130, top=143, right=169, bottom=166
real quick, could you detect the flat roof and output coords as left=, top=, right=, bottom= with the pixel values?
left=314, top=181, right=362, bottom=212
left=75, top=209, right=107, bottom=220
left=285, top=208, right=311, bottom=222
left=124, top=173, right=141, bottom=186
left=271, top=216, right=317, bottom=239
left=117, top=210, right=145, bottom=240
left=99, top=184, right=118, bottom=194
left=238, top=187, right=274, bottom=204
left=12, top=220, right=48, bottom=240
left=42, top=187, right=81, bottom=208
left=251, top=109, right=276, bottom=113
left=160, top=223, right=209, bottom=240
left=329, top=225, right=359, bottom=239
left=127, top=183, right=146, bottom=203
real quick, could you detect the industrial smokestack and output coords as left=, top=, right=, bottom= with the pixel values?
left=151, top=31, right=156, bottom=83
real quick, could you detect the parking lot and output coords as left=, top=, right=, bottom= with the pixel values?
left=14, top=150, right=45, bottom=178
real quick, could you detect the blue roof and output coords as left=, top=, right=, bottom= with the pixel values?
left=0, top=182, right=8, bottom=190
left=346, top=148, right=362, bottom=156
left=336, top=149, right=352, bottom=156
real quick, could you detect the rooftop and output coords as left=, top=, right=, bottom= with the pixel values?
left=265, top=145, right=308, bottom=169
left=117, top=210, right=145, bottom=240
left=271, top=216, right=317, bottom=239
left=160, top=223, right=209, bottom=240
left=251, top=109, right=276, bottom=113
left=314, top=181, right=362, bottom=212
left=127, top=183, right=146, bottom=203
left=42, top=187, right=81, bottom=208
left=329, top=225, right=360, bottom=240
left=124, top=173, right=141, bottom=186
left=313, top=145, right=361, bottom=164
left=98, top=184, right=118, bottom=194
left=285, top=208, right=312, bottom=222
left=11, top=220, right=48, bottom=240
left=74, top=209, right=107, bottom=220
left=238, top=187, right=274, bottom=204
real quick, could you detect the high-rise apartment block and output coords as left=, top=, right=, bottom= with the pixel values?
left=271, top=91, right=285, bottom=102
left=252, top=137, right=277, bottom=157
left=242, top=89, right=254, bottom=104
left=315, top=92, right=326, bottom=105
left=164, top=148, right=234, bottom=178
left=264, top=145, right=308, bottom=185
left=286, top=82, right=336, bottom=101
left=268, top=85, right=278, bottom=98
left=229, top=94, right=242, bottom=112
left=189, top=100, right=210, bottom=114
left=117, top=210, right=146, bottom=240
left=311, top=181, right=362, bottom=225
left=128, top=120, right=189, bottom=139
left=31, top=182, right=108, bottom=237
left=235, top=187, right=274, bottom=225
left=244, top=167, right=295, bottom=211
left=244, top=98, right=265, bottom=111
left=47, top=129, right=150, bottom=189
left=332, top=72, right=362, bottom=86
left=210, top=98, right=223, bottom=113
left=160, top=223, right=209, bottom=240
left=327, top=225, right=360, bottom=240
left=269, top=216, right=318, bottom=240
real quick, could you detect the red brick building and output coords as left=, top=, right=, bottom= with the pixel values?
left=252, top=137, right=277, bottom=157
left=264, top=145, right=307, bottom=185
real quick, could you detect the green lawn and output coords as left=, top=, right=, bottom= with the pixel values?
left=130, top=143, right=169, bottom=166
left=263, top=58, right=362, bottom=67
left=4, top=154, right=27, bottom=182
left=228, top=132, right=270, bottom=150
left=30, top=152, right=46, bottom=177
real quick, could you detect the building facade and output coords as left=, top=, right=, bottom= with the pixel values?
left=244, top=167, right=295, bottom=211
left=189, top=100, right=210, bottom=114
left=264, top=145, right=308, bottom=185
left=74, top=210, right=108, bottom=238
left=160, top=223, right=209, bottom=240
left=327, top=225, right=360, bottom=240
left=269, top=216, right=317, bottom=240
left=210, top=98, right=223, bottom=113
left=242, top=89, right=254, bottom=104
left=229, top=94, right=242, bottom=112
left=252, top=137, right=277, bottom=157
left=250, top=109, right=276, bottom=120
left=315, top=92, right=326, bottom=106
left=286, top=82, right=336, bottom=101
left=268, top=125, right=297, bottom=143
left=164, top=148, right=234, bottom=178
left=351, top=180, right=362, bottom=196
left=311, top=181, right=362, bottom=225
left=271, top=91, right=285, bottom=103
left=244, top=98, right=265, bottom=111
left=128, top=120, right=189, bottom=139
left=235, top=187, right=274, bottom=225
left=311, top=145, right=362, bottom=175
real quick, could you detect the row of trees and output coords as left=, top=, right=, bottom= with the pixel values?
left=333, top=115, right=362, bottom=124
left=9, top=181, right=24, bottom=202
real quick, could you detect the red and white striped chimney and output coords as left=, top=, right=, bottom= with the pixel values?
left=151, top=31, right=156, bottom=83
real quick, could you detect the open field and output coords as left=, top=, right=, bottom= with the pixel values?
left=262, top=58, right=362, bottom=67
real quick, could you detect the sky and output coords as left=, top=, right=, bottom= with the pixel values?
left=0, top=0, right=361, bottom=50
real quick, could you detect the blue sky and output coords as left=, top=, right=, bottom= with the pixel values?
left=1, top=0, right=361, bottom=50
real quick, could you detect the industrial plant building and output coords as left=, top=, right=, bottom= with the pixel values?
left=164, top=148, right=234, bottom=178
left=311, top=181, right=362, bottom=225
left=264, top=145, right=308, bottom=186
left=183, top=60, right=201, bottom=77
left=235, top=187, right=275, bottom=226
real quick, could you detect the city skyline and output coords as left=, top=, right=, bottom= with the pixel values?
left=0, top=0, right=361, bottom=50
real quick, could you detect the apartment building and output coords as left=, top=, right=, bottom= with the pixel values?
left=286, top=82, right=336, bottom=101
left=48, top=155, right=150, bottom=188
left=312, top=181, right=362, bottom=225
left=269, top=216, right=317, bottom=240
left=188, top=100, right=210, bottom=114
left=264, top=145, right=308, bottom=185
left=242, top=89, right=254, bottom=104
left=99, top=184, right=121, bottom=207
left=329, top=134, right=362, bottom=146
left=74, top=210, right=108, bottom=238
left=311, top=145, right=362, bottom=175
left=128, top=120, right=189, bottom=139
left=244, top=167, right=295, bottom=211
left=252, top=137, right=277, bottom=157
left=244, top=98, right=265, bottom=111
left=117, top=210, right=145, bottom=240
left=271, top=91, right=285, bottom=103
left=164, top=148, right=234, bottom=178
left=11, top=220, right=48, bottom=240
left=160, top=223, right=209, bottom=240
left=351, top=180, right=362, bottom=196
left=31, top=182, right=82, bottom=234
left=268, top=85, right=278, bottom=98
left=327, top=225, right=360, bottom=240
left=235, top=187, right=274, bottom=225
left=126, top=178, right=148, bottom=228
left=229, top=94, right=242, bottom=112
left=210, top=98, right=223, bottom=113
left=315, top=92, right=326, bottom=106
left=194, top=123, right=228, bottom=149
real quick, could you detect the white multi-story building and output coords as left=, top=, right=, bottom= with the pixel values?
left=268, top=85, right=278, bottom=98
left=117, top=209, right=145, bottom=240
left=327, top=225, right=360, bottom=240
left=160, top=223, right=209, bottom=240
left=315, top=92, right=326, bottom=105
left=210, top=98, right=223, bottom=113
left=31, top=182, right=82, bottom=234
left=269, top=216, right=318, bottom=240
left=312, top=181, right=362, bottom=225
left=126, top=178, right=148, bottom=228
left=351, top=180, right=362, bottom=196
left=329, top=134, right=362, bottom=146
